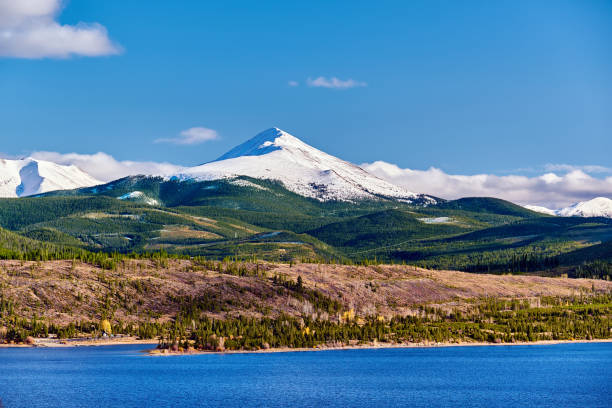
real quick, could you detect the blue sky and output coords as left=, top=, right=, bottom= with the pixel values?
left=1, top=0, right=611, bottom=205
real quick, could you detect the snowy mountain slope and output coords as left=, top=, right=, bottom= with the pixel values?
left=523, top=197, right=612, bottom=218
left=556, top=197, right=612, bottom=218
left=0, top=158, right=101, bottom=198
left=174, top=127, right=437, bottom=203
left=523, top=205, right=557, bottom=216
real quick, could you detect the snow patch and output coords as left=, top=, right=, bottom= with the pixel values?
left=260, top=231, right=282, bottom=238
left=228, top=179, right=270, bottom=191
left=419, top=217, right=453, bottom=224
left=117, top=191, right=159, bottom=206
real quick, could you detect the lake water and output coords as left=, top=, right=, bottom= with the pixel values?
left=0, top=343, right=610, bottom=407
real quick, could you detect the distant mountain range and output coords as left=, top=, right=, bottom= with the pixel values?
left=0, top=128, right=610, bottom=218
left=0, top=157, right=100, bottom=198
left=174, top=128, right=437, bottom=204
left=1, top=128, right=437, bottom=204
left=524, top=197, right=612, bottom=218
left=0, top=161, right=609, bottom=270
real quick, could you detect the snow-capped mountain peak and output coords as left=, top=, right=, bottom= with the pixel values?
left=215, top=127, right=300, bottom=160
left=0, top=157, right=102, bottom=198
left=523, top=197, right=612, bottom=218
left=177, top=127, right=436, bottom=203
left=556, top=197, right=612, bottom=218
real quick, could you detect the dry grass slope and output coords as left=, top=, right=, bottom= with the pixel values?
left=1, top=260, right=609, bottom=327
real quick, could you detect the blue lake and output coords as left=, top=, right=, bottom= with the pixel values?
left=0, top=343, right=610, bottom=407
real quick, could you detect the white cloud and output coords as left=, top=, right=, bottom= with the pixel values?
left=307, top=76, right=367, bottom=89
left=0, top=0, right=121, bottom=58
left=31, top=151, right=183, bottom=182
left=26, top=147, right=612, bottom=209
left=155, top=127, right=219, bottom=145
left=362, top=161, right=612, bottom=209
left=543, top=163, right=612, bottom=174
left=288, top=80, right=299, bottom=87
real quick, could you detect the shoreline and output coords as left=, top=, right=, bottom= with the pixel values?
left=2, top=337, right=611, bottom=353
left=0, top=336, right=157, bottom=349
left=150, top=338, right=612, bottom=356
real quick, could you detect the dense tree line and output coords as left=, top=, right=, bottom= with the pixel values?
left=570, top=261, right=612, bottom=280
left=2, top=291, right=610, bottom=349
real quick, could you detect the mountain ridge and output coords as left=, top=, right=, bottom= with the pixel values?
left=524, top=197, right=612, bottom=218
left=175, top=127, right=438, bottom=203
left=0, top=157, right=101, bottom=198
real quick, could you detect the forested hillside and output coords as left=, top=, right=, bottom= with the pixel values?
left=0, top=178, right=610, bottom=349
left=0, top=176, right=606, bottom=276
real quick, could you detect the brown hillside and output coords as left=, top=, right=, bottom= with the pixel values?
left=1, top=259, right=610, bottom=327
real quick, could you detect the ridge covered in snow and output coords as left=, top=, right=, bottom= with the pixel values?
left=174, top=127, right=435, bottom=203
left=556, top=197, right=612, bottom=218
left=524, top=197, right=612, bottom=218
left=0, top=158, right=102, bottom=198
left=523, top=205, right=557, bottom=216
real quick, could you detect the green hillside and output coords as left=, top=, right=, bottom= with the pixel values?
left=436, top=197, right=543, bottom=218
left=308, top=209, right=468, bottom=249
left=0, top=226, right=57, bottom=257
left=558, top=241, right=612, bottom=264
left=0, top=176, right=607, bottom=274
